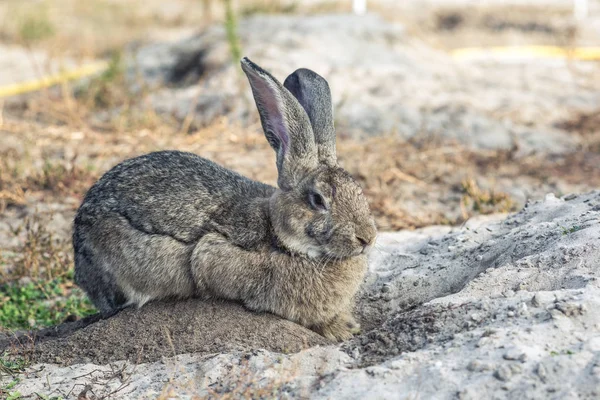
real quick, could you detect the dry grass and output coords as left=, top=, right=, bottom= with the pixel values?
left=3, top=215, right=72, bottom=282
left=375, top=2, right=581, bottom=50
left=0, top=0, right=204, bottom=58
left=5, top=102, right=598, bottom=235
left=0, top=0, right=350, bottom=60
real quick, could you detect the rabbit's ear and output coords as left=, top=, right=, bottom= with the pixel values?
left=241, top=58, right=318, bottom=190
left=284, top=68, right=337, bottom=167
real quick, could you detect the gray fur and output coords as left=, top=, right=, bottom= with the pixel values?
left=74, top=58, right=377, bottom=341
left=241, top=58, right=318, bottom=190
left=284, top=68, right=337, bottom=166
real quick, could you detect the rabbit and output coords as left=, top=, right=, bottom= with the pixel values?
left=73, top=57, right=377, bottom=341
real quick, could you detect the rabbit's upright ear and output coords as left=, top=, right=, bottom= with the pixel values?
left=241, top=58, right=318, bottom=190
left=284, top=68, right=337, bottom=167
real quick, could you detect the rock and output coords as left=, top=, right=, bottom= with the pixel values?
left=503, top=349, right=527, bottom=362
left=494, top=364, right=513, bottom=381
left=532, top=292, right=556, bottom=307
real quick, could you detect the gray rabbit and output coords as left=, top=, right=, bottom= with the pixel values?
left=73, top=58, right=377, bottom=340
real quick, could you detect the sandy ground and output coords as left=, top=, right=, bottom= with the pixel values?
left=3, top=190, right=599, bottom=398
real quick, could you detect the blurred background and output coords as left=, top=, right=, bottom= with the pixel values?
left=0, top=0, right=599, bottom=331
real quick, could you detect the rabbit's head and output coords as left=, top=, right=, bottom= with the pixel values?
left=242, top=58, right=376, bottom=259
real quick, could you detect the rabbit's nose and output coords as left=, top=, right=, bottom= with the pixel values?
left=356, top=235, right=373, bottom=253
left=356, top=235, right=370, bottom=247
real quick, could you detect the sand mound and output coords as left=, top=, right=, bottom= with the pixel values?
left=1, top=299, right=326, bottom=366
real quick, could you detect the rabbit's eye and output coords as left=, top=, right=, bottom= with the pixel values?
left=308, top=192, right=327, bottom=211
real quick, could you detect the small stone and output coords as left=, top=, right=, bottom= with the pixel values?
left=503, top=349, right=527, bottom=362
left=467, top=360, right=480, bottom=372
left=476, top=254, right=483, bottom=261
left=458, top=388, right=479, bottom=400
left=544, top=193, right=559, bottom=202
left=381, top=284, right=391, bottom=293
left=532, top=292, right=555, bottom=307
left=494, top=365, right=512, bottom=381
left=584, top=337, right=600, bottom=352
left=509, top=364, right=523, bottom=374
left=519, top=303, right=528, bottom=313
left=555, top=302, right=585, bottom=317
left=536, top=363, right=547, bottom=382
left=467, top=360, right=493, bottom=372
left=389, top=360, right=403, bottom=370
left=507, top=311, right=515, bottom=317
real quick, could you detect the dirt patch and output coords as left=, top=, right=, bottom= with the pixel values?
left=555, top=110, right=600, bottom=136
left=1, top=299, right=327, bottom=366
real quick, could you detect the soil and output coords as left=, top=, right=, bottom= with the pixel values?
left=1, top=299, right=326, bottom=366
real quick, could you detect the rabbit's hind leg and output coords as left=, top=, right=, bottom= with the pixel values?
left=74, top=242, right=128, bottom=317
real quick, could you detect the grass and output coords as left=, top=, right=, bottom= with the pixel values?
left=1, top=354, right=28, bottom=377
left=561, top=225, right=582, bottom=235
left=224, top=0, right=242, bottom=65
left=1, top=215, right=96, bottom=332
left=0, top=274, right=95, bottom=331
left=1, top=354, right=28, bottom=399
left=460, top=178, right=516, bottom=219
left=17, top=7, right=55, bottom=45
left=239, top=0, right=299, bottom=16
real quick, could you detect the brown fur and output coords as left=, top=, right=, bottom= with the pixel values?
left=73, top=59, right=376, bottom=341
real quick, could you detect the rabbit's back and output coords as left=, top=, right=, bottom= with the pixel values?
left=77, top=150, right=275, bottom=243
left=73, top=150, right=276, bottom=314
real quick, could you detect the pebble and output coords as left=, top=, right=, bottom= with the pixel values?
left=470, top=313, right=482, bottom=322
left=476, top=337, right=493, bottom=348
left=555, top=302, right=585, bottom=317
left=503, top=349, right=527, bottom=362
left=536, top=363, right=548, bottom=382
left=467, top=360, right=493, bottom=372
left=458, top=388, right=479, bottom=400
left=494, top=365, right=513, bottom=381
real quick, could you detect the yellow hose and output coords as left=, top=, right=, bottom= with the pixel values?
left=1, top=46, right=598, bottom=98
left=452, top=46, right=600, bottom=61
left=0, top=60, right=108, bottom=98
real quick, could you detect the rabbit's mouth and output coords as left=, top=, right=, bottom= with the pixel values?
left=277, top=233, right=361, bottom=260
left=325, top=245, right=372, bottom=260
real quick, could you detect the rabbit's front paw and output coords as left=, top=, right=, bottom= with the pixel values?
left=319, top=313, right=361, bottom=342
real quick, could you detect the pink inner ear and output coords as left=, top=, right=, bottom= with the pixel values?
left=250, top=73, right=289, bottom=155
